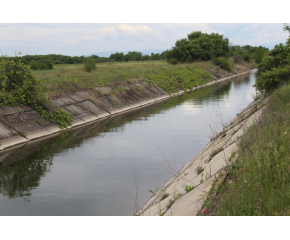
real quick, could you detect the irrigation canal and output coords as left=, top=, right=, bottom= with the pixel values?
left=0, top=70, right=257, bottom=215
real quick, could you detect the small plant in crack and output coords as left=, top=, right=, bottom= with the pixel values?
left=195, top=164, right=205, bottom=175
left=160, top=193, right=169, bottom=201
left=207, top=147, right=224, bottom=162
left=173, top=192, right=182, bottom=201
left=165, top=199, right=174, bottom=208
left=185, top=185, right=195, bottom=192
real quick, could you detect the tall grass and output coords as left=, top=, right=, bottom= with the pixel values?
left=213, top=83, right=290, bottom=216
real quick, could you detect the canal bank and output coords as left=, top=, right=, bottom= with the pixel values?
left=0, top=68, right=255, bottom=153
left=136, top=90, right=268, bottom=216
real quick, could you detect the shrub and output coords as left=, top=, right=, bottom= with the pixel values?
left=84, top=57, right=96, bottom=72
left=0, top=60, right=72, bottom=128
left=212, top=57, right=232, bottom=72
left=255, top=43, right=290, bottom=92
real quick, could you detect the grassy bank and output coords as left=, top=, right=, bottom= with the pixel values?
left=33, top=58, right=254, bottom=97
left=208, top=83, right=290, bottom=216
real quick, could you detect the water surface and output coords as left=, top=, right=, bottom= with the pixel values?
left=0, top=71, right=257, bottom=215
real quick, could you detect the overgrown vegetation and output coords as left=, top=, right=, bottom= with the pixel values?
left=0, top=60, right=72, bottom=128
left=144, top=66, right=213, bottom=94
left=211, top=83, right=290, bottom=215
left=208, top=24, right=290, bottom=216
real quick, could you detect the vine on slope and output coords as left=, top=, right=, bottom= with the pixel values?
left=0, top=60, right=72, bottom=128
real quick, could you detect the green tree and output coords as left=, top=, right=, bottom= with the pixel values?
left=166, top=31, right=230, bottom=64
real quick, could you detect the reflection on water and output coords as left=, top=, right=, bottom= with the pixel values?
left=0, top=71, right=256, bottom=215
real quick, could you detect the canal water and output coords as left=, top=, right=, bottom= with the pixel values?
left=0, top=71, right=257, bottom=216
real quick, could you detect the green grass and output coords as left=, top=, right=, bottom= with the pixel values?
left=32, top=61, right=218, bottom=96
left=212, top=83, right=290, bottom=216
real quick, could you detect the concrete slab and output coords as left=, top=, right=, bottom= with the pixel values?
left=130, top=86, right=153, bottom=100
left=163, top=175, right=216, bottom=216
left=64, top=104, right=98, bottom=123
left=77, top=100, right=107, bottom=118
left=51, top=95, right=76, bottom=106
left=114, top=91, right=140, bottom=106
left=57, top=106, right=86, bottom=128
left=0, top=105, right=33, bottom=116
left=2, top=113, right=52, bottom=141
left=26, top=110, right=62, bottom=134
left=66, top=91, right=89, bottom=102
left=0, top=119, right=28, bottom=150
left=129, top=99, right=156, bottom=109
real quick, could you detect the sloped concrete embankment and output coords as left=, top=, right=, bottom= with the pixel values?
left=0, top=70, right=254, bottom=153
left=136, top=93, right=267, bottom=216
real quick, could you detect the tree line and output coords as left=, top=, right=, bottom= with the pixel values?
left=0, top=31, right=270, bottom=71
left=164, top=31, right=269, bottom=65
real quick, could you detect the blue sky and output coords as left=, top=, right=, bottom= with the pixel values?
left=1, top=1, right=289, bottom=57
left=1, top=23, right=288, bottom=57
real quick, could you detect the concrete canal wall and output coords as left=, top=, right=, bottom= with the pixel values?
left=0, top=69, right=255, bottom=153
left=136, top=86, right=267, bottom=216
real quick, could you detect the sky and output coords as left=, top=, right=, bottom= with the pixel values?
left=1, top=1, right=289, bottom=57
left=1, top=23, right=288, bottom=57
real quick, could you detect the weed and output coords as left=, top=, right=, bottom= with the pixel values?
left=160, top=193, right=169, bottom=201
left=165, top=199, right=174, bottom=208
left=207, top=147, right=224, bottom=162
left=185, top=185, right=195, bottom=192
left=173, top=192, right=182, bottom=201
left=149, top=181, right=160, bottom=197
left=195, top=164, right=205, bottom=175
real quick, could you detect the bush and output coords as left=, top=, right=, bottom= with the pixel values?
left=255, top=43, right=290, bottom=92
left=0, top=60, right=72, bottom=128
left=84, top=57, right=96, bottom=72
left=212, top=57, right=232, bottom=72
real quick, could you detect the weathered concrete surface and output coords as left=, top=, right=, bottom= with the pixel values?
left=0, top=119, right=28, bottom=151
left=0, top=69, right=255, bottom=151
left=2, top=112, right=51, bottom=141
left=26, top=110, right=62, bottom=134
left=137, top=92, right=266, bottom=216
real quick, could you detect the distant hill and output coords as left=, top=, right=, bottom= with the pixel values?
left=84, top=49, right=168, bottom=58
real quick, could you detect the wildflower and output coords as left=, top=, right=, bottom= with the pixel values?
left=100, top=86, right=102, bottom=87
left=203, top=209, right=207, bottom=214
left=248, top=184, right=250, bottom=186
left=284, top=132, right=287, bottom=135
left=244, top=169, right=247, bottom=172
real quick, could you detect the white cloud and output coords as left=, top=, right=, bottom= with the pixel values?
left=118, top=24, right=151, bottom=33
left=1, top=23, right=289, bottom=56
